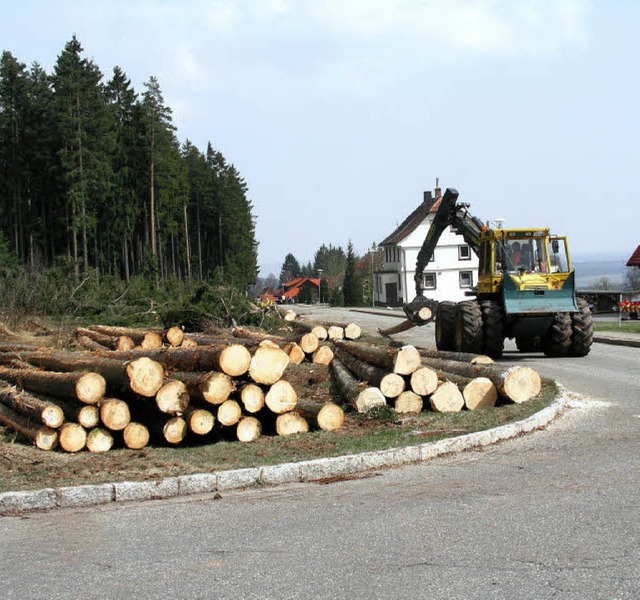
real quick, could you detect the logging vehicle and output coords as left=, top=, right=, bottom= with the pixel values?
left=403, top=188, right=593, bottom=358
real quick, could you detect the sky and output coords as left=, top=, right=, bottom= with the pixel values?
left=2, top=0, right=639, bottom=277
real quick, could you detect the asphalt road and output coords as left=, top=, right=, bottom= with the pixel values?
left=1, top=307, right=639, bottom=599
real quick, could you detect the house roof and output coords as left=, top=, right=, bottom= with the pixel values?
left=379, top=191, right=439, bottom=246
left=626, top=245, right=640, bottom=267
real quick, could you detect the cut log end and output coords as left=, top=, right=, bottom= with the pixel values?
left=75, top=372, right=107, bottom=405
left=380, top=372, right=406, bottom=399
left=126, top=357, right=165, bottom=397
left=155, top=380, right=190, bottom=415
left=200, top=372, right=236, bottom=405
left=237, top=416, right=262, bottom=442
left=100, top=398, right=131, bottom=431
left=240, top=383, right=265, bottom=414
left=276, top=411, right=309, bottom=436
left=316, top=403, right=345, bottom=431
left=394, top=390, right=424, bottom=414
left=249, top=346, right=290, bottom=385
left=312, top=345, right=334, bottom=365
left=185, top=408, right=215, bottom=435
left=429, top=381, right=464, bottom=413
left=59, top=422, right=87, bottom=453
left=501, top=367, right=542, bottom=403
left=392, top=345, right=422, bottom=375
left=123, top=422, right=150, bottom=449
left=463, top=377, right=498, bottom=410
left=219, top=344, right=252, bottom=377
left=163, top=416, right=187, bottom=444
left=217, top=400, right=242, bottom=427
left=86, top=427, right=114, bottom=453
left=355, top=387, right=387, bottom=413
left=165, top=326, right=185, bottom=347
left=265, top=380, right=298, bottom=414
left=410, top=366, right=439, bottom=397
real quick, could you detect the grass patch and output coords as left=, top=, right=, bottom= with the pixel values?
left=594, top=320, right=640, bottom=334
left=0, top=380, right=558, bottom=494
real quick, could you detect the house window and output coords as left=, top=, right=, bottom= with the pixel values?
left=459, top=271, right=473, bottom=288
left=458, top=245, right=471, bottom=260
left=423, top=272, right=437, bottom=290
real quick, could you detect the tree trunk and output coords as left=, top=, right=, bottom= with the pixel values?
left=312, top=345, right=334, bottom=365
left=394, top=391, right=424, bottom=414
left=334, top=340, right=421, bottom=375
left=86, top=428, right=114, bottom=453
left=49, top=397, right=100, bottom=429
left=172, top=371, right=235, bottom=406
left=329, top=357, right=386, bottom=413
left=249, top=345, right=290, bottom=385
left=379, top=373, right=406, bottom=399
left=236, top=416, right=262, bottom=442
left=420, top=357, right=541, bottom=403
left=217, top=399, right=242, bottom=427
left=0, top=383, right=64, bottom=428
left=184, top=408, right=215, bottom=435
left=232, top=327, right=287, bottom=345
left=7, top=351, right=164, bottom=398
left=409, top=366, right=439, bottom=396
left=123, top=422, right=150, bottom=449
left=416, top=347, right=493, bottom=364
left=0, top=402, right=58, bottom=450
left=265, top=380, right=298, bottom=414
left=239, top=383, right=264, bottom=414
left=99, top=398, right=131, bottom=431
left=75, top=327, right=137, bottom=351
left=462, top=377, right=498, bottom=410
left=299, top=332, right=320, bottom=355
left=88, top=324, right=162, bottom=345
left=288, top=319, right=328, bottom=340
left=429, top=381, right=465, bottom=413
left=282, top=342, right=306, bottom=365
left=155, top=379, right=190, bottom=415
left=58, top=422, right=87, bottom=452
left=333, top=346, right=386, bottom=387
left=276, top=411, right=309, bottom=436
left=0, top=365, right=106, bottom=405
left=378, top=307, right=432, bottom=336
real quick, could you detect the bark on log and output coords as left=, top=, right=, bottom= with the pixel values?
left=0, top=383, right=64, bottom=428
left=429, top=381, right=465, bottom=413
left=181, top=337, right=198, bottom=348
left=249, top=345, right=290, bottom=385
left=231, top=327, right=288, bottom=345
left=89, top=325, right=162, bottom=345
left=299, top=332, right=320, bottom=355
left=236, top=416, right=262, bottom=442
left=217, top=399, right=242, bottom=427
left=99, top=398, right=131, bottom=431
left=378, top=307, right=432, bottom=336
left=48, top=397, right=100, bottom=429
left=58, top=422, right=87, bottom=452
left=329, top=357, right=386, bottom=413
left=282, top=342, right=306, bottom=365
left=76, top=334, right=111, bottom=351
left=420, top=356, right=541, bottom=403
left=172, top=371, right=235, bottom=406
left=155, top=379, right=190, bottom=415
left=239, top=383, right=265, bottom=414
left=75, top=327, right=131, bottom=351
left=416, top=347, right=494, bottom=364
left=6, top=351, right=164, bottom=398
left=0, top=367, right=106, bottom=405
left=288, top=319, right=328, bottom=341
left=123, top=422, right=150, bottom=449
left=463, top=377, right=498, bottom=410
left=264, top=380, right=298, bottom=414
left=334, top=340, right=421, bottom=375
left=409, top=366, right=440, bottom=397
left=0, top=402, right=58, bottom=450
left=184, top=408, right=215, bottom=435
left=332, top=346, right=385, bottom=386
left=276, top=411, right=309, bottom=436
left=312, top=345, right=334, bottom=365
left=86, top=427, right=114, bottom=453
left=394, top=391, right=424, bottom=414
left=379, top=373, right=406, bottom=399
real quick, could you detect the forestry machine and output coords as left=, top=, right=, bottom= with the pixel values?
left=403, top=188, right=593, bottom=358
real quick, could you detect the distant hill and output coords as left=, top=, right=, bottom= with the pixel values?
left=572, top=252, right=629, bottom=289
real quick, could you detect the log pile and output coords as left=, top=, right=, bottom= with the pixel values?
left=0, top=324, right=347, bottom=452
left=331, top=340, right=542, bottom=414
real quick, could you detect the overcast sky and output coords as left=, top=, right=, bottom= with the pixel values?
left=2, top=0, right=638, bottom=276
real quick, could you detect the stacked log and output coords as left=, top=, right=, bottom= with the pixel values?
left=331, top=340, right=542, bottom=414
left=0, top=323, right=347, bottom=452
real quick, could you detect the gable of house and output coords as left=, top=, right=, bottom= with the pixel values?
left=626, top=245, right=640, bottom=267
left=379, top=191, right=437, bottom=246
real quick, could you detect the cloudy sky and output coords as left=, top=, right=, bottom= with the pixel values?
left=2, top=0, right=638, bottom=276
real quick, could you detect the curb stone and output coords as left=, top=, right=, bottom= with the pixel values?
left=0, top=391, right=572, bottom=516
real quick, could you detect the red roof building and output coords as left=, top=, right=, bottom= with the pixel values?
left=626, top=245, right=640, bottom=267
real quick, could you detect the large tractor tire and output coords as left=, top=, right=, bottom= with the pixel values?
left=435, top=301, right=457, bottom=351
left=542, top=312, right=572, bottom=357
left=454, top=300, right=483, bottom=353
left=570, top=298, right=594, bottom=357
left=480, top=299, right=506, bottom=358
left=515, top=336, right=540, bottom=353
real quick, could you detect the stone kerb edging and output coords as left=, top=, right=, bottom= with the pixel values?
left=0, top=391, right=573, bottom=516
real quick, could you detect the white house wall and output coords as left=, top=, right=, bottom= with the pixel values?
left=377, top=214, right=479, bottom=305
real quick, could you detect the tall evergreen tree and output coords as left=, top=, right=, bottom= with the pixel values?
left=51, top=36, right=113, bottom=276
left=280, top=253, right=301, bottom=283
left=342, top=241, right=362, bottom=306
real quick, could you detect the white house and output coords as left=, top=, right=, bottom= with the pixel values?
left=375, top=186, right=479, bottom=306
